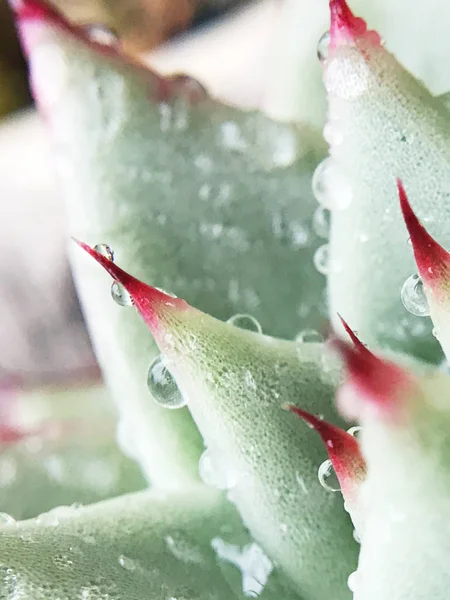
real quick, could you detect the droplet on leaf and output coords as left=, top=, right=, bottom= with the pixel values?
left=198, top=449, right=236, bottom=490
left=94, top=244, right=114, bottom=262
left=312, top=206, right=331, bottom=239
left=155, top=287, right=178, bottom=298
left=312, top=157, right=352, bottom=210
left=295, top=329, right=324, bottom=344
left=227, top=314, right=262, bottom=334
left=347, top=426, right=363, bottom=439
left=318, top=459, right=341, bottom=492
left=118, top=554, right=137, bottom=572
left=317, top=31, right=330, bottom=63
left=110, top=281, right=133, bottom=306
left=347, top=571, right=358, bottom=592
left=313, top=244, right=330, bottom=275
left=147, top=356, right=187, bottom=409
left=400, top=274, right=430, bottom=317
left=83, top=25, right=119, bottom=46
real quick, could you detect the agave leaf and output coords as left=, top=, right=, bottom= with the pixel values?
left=13, top=0, right=328, bottom=486
left=322, top=0, right=450, bottom=362
left=0, top=484, right=300, bottom=600
left=399, top=181, right=450, bottom=363
left=335, top=337, right=450, bottom=599
left=76, top=242, right=358, bottom=600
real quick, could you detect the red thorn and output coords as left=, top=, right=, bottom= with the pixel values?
left=74, top=239, right=188, bottom=330
left=337, top=314, right=370, bottom=353
left=288, top=406, right=366, bottom=499
left=329, top=0, right=381, bottom=50
left=398, top=179, right=450, bottom=286
left=332, top=337, right=414, bottom=418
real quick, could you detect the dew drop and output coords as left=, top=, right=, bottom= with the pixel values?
left=84, top=24, right=118, bottom=46
left=347, top=571, right=358, bottom=592
left=111, top=281, right=133, bottom=306
left=312, top=206, right=331, bottom=239
left=93, top=243, right=114, bottom=261
left=432, top=327, right=439, bottom=339
left=147, top=356, right=187, bottom=409
left=0, top=512, right=16, bottom=526
left=353, top=529, right=361, bottom=544
left=347, top=426, right=363, bottom=439
left=312, top=157, right=353, bottom=210
left=295, top=329, right=324, bottom=344
left=118, top=554, right=136, bottom=572
left=318, top=459, right=340, bottom=492
left=323, top=122, right=343, bottom=146
left=400, top=274, right=430, bottom=317
left=155, top=286, right=178, bottom=298
left=227, top=314, right=262, bottom=334
left=313, top=244, right=329, bottom=275
left=317, top=31, right=330, bottom=62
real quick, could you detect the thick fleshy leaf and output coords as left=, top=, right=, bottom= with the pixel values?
left=77, top=242, right=358, bottom=600
left=0, top=485, right=299, bottom=600
left=323, top=0, right=450, bottom=362
left=398, top=180, right=450, bottom=363
left=13, top=0, right=328, bottom=485
left=336, top=339, right=450, bottom=599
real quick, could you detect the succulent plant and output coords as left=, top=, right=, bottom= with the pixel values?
left=3, top=0, right=450, bottom=598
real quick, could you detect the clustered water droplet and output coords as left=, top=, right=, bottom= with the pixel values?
left=110, top=281, right=133, bottom=307
left=317, top=31, right=330, bottom=62
left=227, top=314, right=262, bottom=334
left=94, top=243, right=114, bottom=261
left=318, top=459, right=341, bottom=492
left=147, top=356, right=187, bottom=409
left=295, top=329, right=324, bottom=344
left=313, top=244, right=330, bottom=275
left=400, top=274, right=430, bottom=317
left=312, top=206, right=331, bottom=239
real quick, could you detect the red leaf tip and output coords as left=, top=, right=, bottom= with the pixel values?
left=9, top=0, right=65, bottom=25
left=337, top=314, right=370, bottom=353
left=287, top=406, right=366, bottom=500
left=332, top=337, right=414, bottom=420
left=398, top=179, right=450, bottom=287
left=329, top=0, right=381, bottom=50
left=73, top=239, right=188, bottom=330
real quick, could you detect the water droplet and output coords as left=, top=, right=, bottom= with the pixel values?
left=317, top=31, right=330, bottom=62
left=312, top=206, right=331, bottom=239
left=165, top=535, right=204, bottom=564
left=313, top=244, right=329, bottom=275
left=111, top=281, right=133, bottom=306
left=147, top=356, right=187, bottom=409
left=84, top=25, right=118, bottom=46
left=295, top=329, right=324, bottom=344
left=400, top=274, right=430, bottom=317
left=93, top=243, right=114, bottom=261
left=295, top=472, right=309, bottom=494
left=323, top=122, right=343, bottom=146
left=318, top=459, right=340, bottom=492
left=220, top=121, right=248, bottom=152
left=198, top=449, right=236, bottom=490
left=118, top=554, right=136, bottom=571
left=211, top=538, right=273, bottom=598
left=347, top=571, right=358, bottom=592
left=227, top=314, right=262, bottom=334
left=432, top=327, right=439, bottom=339
left=312, top=157, right=353, bottom=210
left=347, top=426, right=363, bottom=439
left=0, top=512, right=16, bottom=526
left=244, top=369, right=257, bottom=390
left=353, top=528, right=361, bottom=543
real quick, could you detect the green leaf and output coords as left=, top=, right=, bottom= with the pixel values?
left=77, top=244, right=358, bottom=600
left=335, top=332, right=450, bottom=599
left=15, top=0, right=328, bottom=486
left=322, top=0, right=450, bottom=362
left=0, top=485, right=300, bottom=600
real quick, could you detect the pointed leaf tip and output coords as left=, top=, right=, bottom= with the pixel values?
left=288, top=405, right=366, bottom=501
left=74, top=239, right=188, bottom=330
left=329, top=0, right=381, bottom=50
left=333, top=337, right=414, bottom=419
left=337, top=314, right=370, bottom=352
left=398, top=179, right=450, bottom=287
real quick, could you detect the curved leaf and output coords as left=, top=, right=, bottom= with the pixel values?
left=13, top=0, right=328, bottom=485
left=323, top=0, right=450, bottom=361
left=77, top=242, right=358, bottom=600
left=0, top=485, right=299, bottom=600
